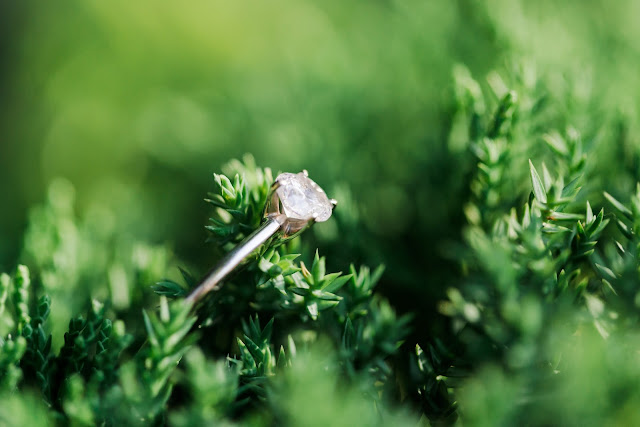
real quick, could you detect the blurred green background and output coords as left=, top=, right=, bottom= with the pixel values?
left=1, top=0, right=640, bottom=332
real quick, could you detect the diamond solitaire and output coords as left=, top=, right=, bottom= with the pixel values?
left=274, top=172, right=333, bottom=222
left=263, top=170, right=336, bottom=237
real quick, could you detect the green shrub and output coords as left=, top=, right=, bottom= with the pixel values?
left=3, top=2, right=640, bottom=425
left=4, top=113, right=640, bottom=423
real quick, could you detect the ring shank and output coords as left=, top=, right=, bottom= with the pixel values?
left=184, top=218, right=282, bottom=305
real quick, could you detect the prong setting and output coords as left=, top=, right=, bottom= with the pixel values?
left=264, top=171, right=334, bottom=237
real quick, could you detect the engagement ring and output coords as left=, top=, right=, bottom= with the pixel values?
left=185, top=170, right=336, bottom=305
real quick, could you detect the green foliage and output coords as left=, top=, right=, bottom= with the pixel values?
left=410, top=341, right=457, bottom=423
left=13, top=265, right=31, bottom=333
left=206, top=155, right=274, bottom=247
left=20, top=178, right=177, bottom=349
left=0, top=392, right=51, bottom=426
left=0, top=335, right=26, bottom=391
left=128, top=297, right=199, bottom=422
left=170, top=348, right=239, bottom=426
left=5, top=128, right=640, bottom=424
left=428, top=62, right=640, bottom=425
left=21, top=295, right=54, bottom=401
left=286, top=251, right=352, bottom=320
left=4, top=3, right=640, bottom=421
left=0, top=154, right=425, bottom=424
left=271, top=344, right=415, bottom=427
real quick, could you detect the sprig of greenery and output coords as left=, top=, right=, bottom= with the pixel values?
left=12, top=265, right=31, bottom=333
left=206, top=155, right=273, bottom=247
left=410, top=341, right=458, bottom=423
left=21, top=295, right=54, bottom=401
left=283, top=251, right=352, bottom=320
left=141, top=297, right=198, bottom=410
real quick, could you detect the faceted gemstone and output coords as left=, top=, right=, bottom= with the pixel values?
left=275, top=172, right=333, bottom=222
